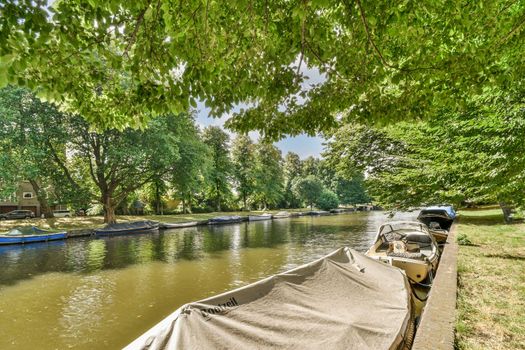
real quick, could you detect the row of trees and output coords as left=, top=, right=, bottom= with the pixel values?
left=0, top=87, right=369, bottom=223
left=322, top=86, right=525, bottom=222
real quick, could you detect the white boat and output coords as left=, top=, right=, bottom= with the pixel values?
left=159, top=221, right=198, bottom=229
left=366, top=221, right=440, bottom=283
left=248, top=213, right=273, bottom=221
left=125, top=247, right=415, bottom=350
left=273, top=211, right=290, bottom=219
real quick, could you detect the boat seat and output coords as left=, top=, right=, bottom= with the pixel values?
left=387, top=251, right=425, bottom=259
left=405, top=234, right=432, bottom=244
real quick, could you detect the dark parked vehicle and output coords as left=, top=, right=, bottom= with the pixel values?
left=0, top=210, right=36, bottom=220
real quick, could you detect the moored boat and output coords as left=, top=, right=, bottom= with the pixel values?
left=417, top=206, right=456, bottom=231
left=159, top=221, right=198, bottom=229
left=308, top=210, right=330, bottom=216
left=0, top=227, right=67, bottom=245
left=248, top=213, right=272, bottom=221
left=366, top=221, right=440, bottom=283
left=272, top=211, right=290, bottom=219
left=208, top=216, right=243, bottom=225
left=125, top=247, right=415, bottom=350
left=94, top=220, right=159, bottom=236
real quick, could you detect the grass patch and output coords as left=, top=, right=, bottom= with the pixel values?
left=455, top=209, right=525, bottom=350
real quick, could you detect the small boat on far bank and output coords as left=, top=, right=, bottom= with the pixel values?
left=159, top=221, right=198, bottom=229
left=248, top=213, right=272, bottom=221
left=208, top=216, right=243, bottom=225
left=273, top=211, right=290, bottom=219
left=307, top=210, right=330, bottom=216
left=0, top=227, right=67, bottom=245
left=94, top=220, right=159, bottom=236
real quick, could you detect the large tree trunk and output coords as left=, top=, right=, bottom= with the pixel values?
left=182, top=197, right=186, bottom=214
left=103, top=195, right=116, bottom=224
left=29, top=179, right=53, bottom=218
left=499, top=202, right=513, bottom=224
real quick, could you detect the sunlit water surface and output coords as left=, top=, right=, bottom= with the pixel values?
left=0, top=211, right=416, bottom=349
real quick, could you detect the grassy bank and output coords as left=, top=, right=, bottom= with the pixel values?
left=0, top=208, right=312, bottom=231
left=455, top=209, right=525, bottom=349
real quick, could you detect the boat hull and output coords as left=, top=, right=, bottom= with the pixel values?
left=208, top=216, right=243, bottom=225
left=95, top=227, right=158, bottom=236
left=248, top=215, right=272, bottom=221
left=429, top=229, right=448, bottom=244
left=0, top=232, right=67, bottom=245
left=159, top=222, right=198, bottom=229
left=371, top=256, right=431, bottom=283
left=94, top=221, right=160, bottom=236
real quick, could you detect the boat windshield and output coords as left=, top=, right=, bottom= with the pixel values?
left=379, top=222, right=430, bottom=241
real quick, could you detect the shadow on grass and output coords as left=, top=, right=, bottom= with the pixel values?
left=483, top=253, right=525, bottom=261
left=459, top=214, right=506, bottom=226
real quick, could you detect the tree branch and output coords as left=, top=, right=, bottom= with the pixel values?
left=46, top=140, right=81, bottom=191
left=496, top=14, right=525, bottom=46
left=354, top=0, right=397, bottom=70
left=123, top=2, right=152, bottom=57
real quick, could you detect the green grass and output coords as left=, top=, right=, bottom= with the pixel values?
left=455, top=209, right=525, bottom=350
left=0, top=208, right=312, bottom=231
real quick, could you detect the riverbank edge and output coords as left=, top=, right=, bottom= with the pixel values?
left=412, top=222, right=458, bottom=349
left=58, top=210, right=360, bottom=240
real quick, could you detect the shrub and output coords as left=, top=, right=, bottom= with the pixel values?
left=457, top=233, right=473, bottom=246
left=316, top=190, right=340, bottom=211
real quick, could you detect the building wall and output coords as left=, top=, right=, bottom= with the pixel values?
left=0, top=181, right=41, bottom=216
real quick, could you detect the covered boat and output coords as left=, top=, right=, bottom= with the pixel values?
left=273, top=211, right=290, bottom=219
left=125, top=247, right=414, bottom=350
left=207, top=216, right=243, bottom=225
left=0, top=227, right=67, bottom=245
left=94, top=220, right=159, bottom=236
left=417, top=206, right=456, bottom=232
left=307, top=210, right=330, bottom=216
left=366, top=221, right=439, bottom=283
left=248, top=213, right=272, bottom=221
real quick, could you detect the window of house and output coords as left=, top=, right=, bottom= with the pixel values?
left=23, top=192, right=34, bottom=199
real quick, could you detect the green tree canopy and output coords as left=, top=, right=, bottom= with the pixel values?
left=292, top=175, right=323, bottom=210
left=169, top=115, right=211, bottom=214
left=282, top=152, right=303, bottom=208
left=2, top=1, right=524, bottom=136
left=202, top=126, right=232, bottom=211
left=231, top=134, right=256, bottom=210
left=316, top=189, right=339, bottom=211
left=323, top=88, right=525, bottom=220
left=252, top=142, right=284, bottom=209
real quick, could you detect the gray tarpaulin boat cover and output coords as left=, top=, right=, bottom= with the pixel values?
left=125, top=247, right=413, bottom=350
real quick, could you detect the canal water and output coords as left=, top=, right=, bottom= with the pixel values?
left=0, top=211, right=415, bottom=349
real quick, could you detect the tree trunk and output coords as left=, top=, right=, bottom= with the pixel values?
left=243, top=194, right=247, bottom=211
left=29, top=179, right=53, bottom=218
left=103, top=196, right=116, bottom=224
left=499, top=202, right=513, bottom=224
left=182, top=197, right=186, bottom=214
left=155, top=181, right=161, bottom=215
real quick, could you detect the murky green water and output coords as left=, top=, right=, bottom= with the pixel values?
left=0, top=211, right=414, bottom=349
